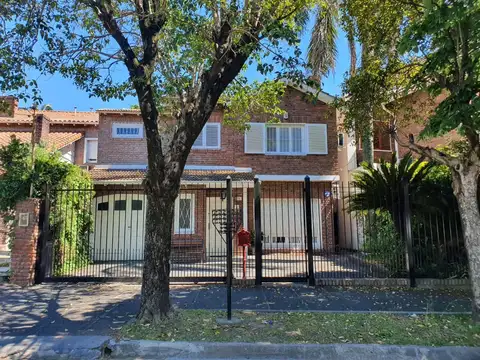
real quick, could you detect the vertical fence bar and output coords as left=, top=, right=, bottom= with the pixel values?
left=254, top=178, right=262, bottom=285
left=402, top=180, right=416, bottom=287
left=36, top=185, right=51, bottom=283
left=304, top=176, right=315, bottom=286
left=226, top=176, right=233, bottom=320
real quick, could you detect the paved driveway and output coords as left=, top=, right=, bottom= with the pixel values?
left=0, top=283, right=471, bottom=336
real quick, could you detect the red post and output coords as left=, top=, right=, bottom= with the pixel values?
left=243, top=245, right=247, bottom=280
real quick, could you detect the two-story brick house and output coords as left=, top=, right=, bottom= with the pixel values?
left=84, top=84, right=339, bottom=262
left=0, top=97, right=99, bottom=251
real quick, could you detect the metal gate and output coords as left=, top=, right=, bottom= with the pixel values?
left=37, top=178, right=322, bottom=284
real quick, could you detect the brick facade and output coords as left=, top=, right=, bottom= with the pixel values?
left=97, top=88, right=338, bottom=176
left=10, top=199, right=41, bottom=286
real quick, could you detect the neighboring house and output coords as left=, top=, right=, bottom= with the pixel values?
left=0, top=96, right=99, bottom=251
left=87, top=85, right=339, bottom=262
left=336, top=90, right=461, bottom=250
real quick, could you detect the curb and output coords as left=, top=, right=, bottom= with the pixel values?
left=1, top=336, right=479, bottom=359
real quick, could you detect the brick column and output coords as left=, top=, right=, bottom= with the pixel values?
left=11, top=199, right=41, bottom=287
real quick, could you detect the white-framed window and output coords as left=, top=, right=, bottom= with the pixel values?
left=112, top=123, right=144, bottom=139
left=84, top=138, right=98, bottom=163
left=193, top=123, right=221, bottom=149
left=174, top=194, right=195, bottom=233
left=338, top=133, right=345, bottom=147
left=265, top=125, right=304, bottom=155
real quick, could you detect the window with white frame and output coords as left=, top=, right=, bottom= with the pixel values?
left=112, top=123, right=144, bottom=139
left=174, top=194, right=195, bottom=233
left=84, top=138, right=98, bottom=163
left=193, top=123, right=221, bottom=149
left=266, top=125, right=304, bottom=154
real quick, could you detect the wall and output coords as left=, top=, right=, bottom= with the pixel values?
left=97, top=88, right=338, bottom=176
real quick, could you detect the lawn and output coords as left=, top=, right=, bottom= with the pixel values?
left=119, top=310, right=480, bottom=347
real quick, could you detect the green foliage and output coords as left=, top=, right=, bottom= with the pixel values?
left=398, top=0, right=480, bottom=141
left=352, top=152, right=467, bottom=278
left=362, top=209, right=468, bottom=278
left=0, top=138, right=93, bottom=274
left=362, top=210, right=406, bottom=277
left=349, top=153, right=446, bottom=225
left=220, top=80, right=286, bottom=131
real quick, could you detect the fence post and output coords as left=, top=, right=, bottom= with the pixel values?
left=226, top=176, right=233, bottom=319
left=35, top=185, right=51, bottom=283
left=304, top=176, right=315, bottom=286
left=254, top=177, right=262, bottom=285
left=402, top=180, right=416, bottom=288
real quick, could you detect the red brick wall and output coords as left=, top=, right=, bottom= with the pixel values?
left=34, top=115, right=50, bottom=143
left=11, top=199, right=41, bottom=286
left=235, top=88, right=338, bottom=175
left=97, top=88, right=338, bottom=175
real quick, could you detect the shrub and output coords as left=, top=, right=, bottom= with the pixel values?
left=0, top=138, right=93, bottom=274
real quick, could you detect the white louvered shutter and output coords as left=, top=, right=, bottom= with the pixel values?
left=87, top=139, right=98, bottom=162
left=244, top=123, right=265, bottom=154
left=205, top=124, right=220, bottom=148
left=307, top=124, right=328, bottom=154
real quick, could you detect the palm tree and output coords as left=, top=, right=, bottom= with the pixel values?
left=348, top=153, right=448, bottom=234
left=307, top=0, right=357, bottom=78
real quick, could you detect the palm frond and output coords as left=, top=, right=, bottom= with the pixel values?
left=307, top=0, right=339, bottom=77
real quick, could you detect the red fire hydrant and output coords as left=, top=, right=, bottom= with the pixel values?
left=237, top=228, right=251, bottom=280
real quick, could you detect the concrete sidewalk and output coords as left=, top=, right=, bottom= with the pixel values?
left=1, top=336, right=479, bottom=359
left=0, top=283, right=471, bottom=337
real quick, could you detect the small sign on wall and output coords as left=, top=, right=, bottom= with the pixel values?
left=18, top=213, right=29, bottom=227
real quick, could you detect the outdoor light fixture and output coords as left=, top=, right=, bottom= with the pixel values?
left=220, top=189, right=227, bottom=201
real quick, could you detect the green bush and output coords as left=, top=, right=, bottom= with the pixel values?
left=0, top=138, right=94, bottom=274
left=362, top=211, right=406, bottom=277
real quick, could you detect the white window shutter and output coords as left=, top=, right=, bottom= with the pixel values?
left=205, top=124, right=220, bottom=148
left=307, top=124, right=328, bottom=154
left=244, top=123, right=265, bottom=154
left=87, top=140, right=98, bottom=162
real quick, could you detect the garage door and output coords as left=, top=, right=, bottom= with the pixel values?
left=90, top=194, right=146, bottom=261
left=262, top=198, right=322, bottom=250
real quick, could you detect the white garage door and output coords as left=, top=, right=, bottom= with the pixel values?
left=262, top=198, right=322, bottom=250
left=90, top=194, right=146, bottom=261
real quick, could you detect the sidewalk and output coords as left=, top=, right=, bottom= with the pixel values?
left=0, top=283, right=471, bottom=337
left=1, top=336, right=479, bottom=359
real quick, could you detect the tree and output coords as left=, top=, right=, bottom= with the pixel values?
left=349, top=153, right=440, bottom=234
left=340, top=0, right=480, bottom=321
left=1, top=0, right=326, bottom=323
left=394, top=0, right=480, bottom=321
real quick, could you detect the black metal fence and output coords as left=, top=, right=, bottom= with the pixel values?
left=38, top=177, right=468, bottom=284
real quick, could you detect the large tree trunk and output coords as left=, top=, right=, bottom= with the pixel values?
left=137, top=171, right=181, bottom=323
left=451, top=166, right=480, bottom=323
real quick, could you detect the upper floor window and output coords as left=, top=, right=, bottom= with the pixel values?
left=373, top=122, right=391, bottom=151
left=112, top=123, right=144, bottom=139
left=193, top=123, right=221, bottom=149
left=84, top=138, right=98, bottom=163
left=266, top=125, right=304, bottom=154
left=245, top=123, right=328, bottom=155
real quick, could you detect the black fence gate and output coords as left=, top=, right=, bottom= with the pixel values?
left=38, top=177, right=467, bottom=285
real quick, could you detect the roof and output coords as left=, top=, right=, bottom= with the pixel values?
left=0, top=109, right=99, bottom=125
left=89, top=168, right=255, bottom=183
left=0, top=131, right=83, bottom=150
left=280, top=79, right=335, bottom=104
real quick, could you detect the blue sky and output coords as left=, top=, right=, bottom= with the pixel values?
left=18, top=26, right=351, bottom=111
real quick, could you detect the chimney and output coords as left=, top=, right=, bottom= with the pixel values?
left=0, top=96, right=18, bottom=117
left=33, top=114, right=50, bottom=144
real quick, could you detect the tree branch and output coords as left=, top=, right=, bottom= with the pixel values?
left=390, top=126, right=459, bottom=167
left=85, top=0, right=139, bottom=73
